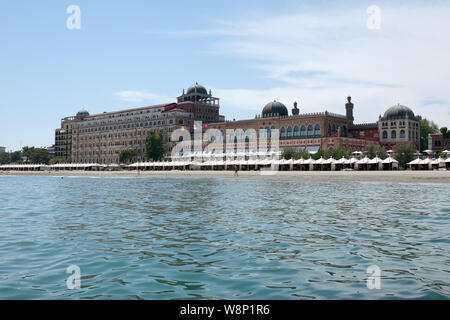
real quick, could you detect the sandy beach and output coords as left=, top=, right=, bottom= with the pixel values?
left=1, top=170, right=450, bottom=183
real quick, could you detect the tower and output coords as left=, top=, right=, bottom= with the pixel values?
left=346, top=96, right=354, bottom=123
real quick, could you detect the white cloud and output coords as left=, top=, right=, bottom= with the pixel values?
left=115, top=90, right=173, bottom=103
left=197, top=2, right=450, bottom=126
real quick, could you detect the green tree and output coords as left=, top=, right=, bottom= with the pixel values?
left=364, top=144, right=387, bottom=159
left=281, top=148, right=295, bottom=160
left=145, top=132, right=165, bottom=161
left=22, top=146, right=35, bottom=160
left=324, top=148, right=350, bottom=160
left=119, top=149, right=138, bottom=164
left=0, top=153, right=11, bottom=165
left=49, top=157, right=71, bottom=165
left=28, top=148, right=51, bottom=164
left=393, top=142, right=416, bottom=169
left=418, top=117, right=439, bottom=151
left=311, top=150, right=325, bottom=160
left=440, top=127, right=449, bottom=139
left=293, top=149, right=311, bottom=160
left=10, top=151, right=22, bottom=163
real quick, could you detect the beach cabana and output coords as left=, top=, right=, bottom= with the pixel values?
left=313, top=157, right=326, bottom=171
left=419, top=158, right=432, bottom=170
left=293, top=158, right=304, bottom=171
left=345, top=157, right=358, bottom=170
left=335, top=157, right=347, bottom=171
left=431, top=158, right=446, bottom=170
left=356, top=157, right=370, bottom=171
left=407, top=158, right=421, bottom=170
left=368, top=157, right=383, bottom=171
left=301, top=158, right=315, bottom=171
left=324, top=158, right=336, bottom=171
left=382, top=157, right=398, bottom=170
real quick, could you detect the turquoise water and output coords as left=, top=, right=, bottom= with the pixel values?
left=0, top=176, right=449, bottom=300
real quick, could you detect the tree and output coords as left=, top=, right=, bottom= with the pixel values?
left=22, top=146, right=35, bottom=160
left=0, top=153, right=11, bottom=165
left=281, top=148, right=295, bottom=160
left=393, top=142, right=416, bottom=169
left=311, top=150, right=325, bottom=160
left=10, top=151, right=22, bottom=163
left=145, top=132, right=165, bottom=161
left=440, top=127, right=450, bottom=139
left=364, top=144, right=387, bottom=159
left=50, top=157, right=71, bottom=165
left=293, top=149, right=311, bottom=160
left=119, top=149, right=138, bottom=164
left=28, top=148, right=51, bottom=164
left=418, top=117, right=439, bottom=151
left=324, top=148, right=350, bottom=160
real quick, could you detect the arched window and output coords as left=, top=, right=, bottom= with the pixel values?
left=280, top=127, right=286, bottom=139
left=342, top=126, right=347, bottom=137
left=271, top=126, right=276, bottom=138
left=383, top=131, right=388, bottom=139
left=400, top=130, right=406, bottom=138
left=332, top=124, right=336, bottom=134
left=259, top=127, right=265, bottom=139
left=328, top=124, right=331, bottom=135
left=245, top=136, right=250, bottom=143
left=307, top=125, right=314, bottom=137
left=391, top=130, right=396, bottom=139
left=287, top=126, right=293, bottom=138
left=300, top=125, right=306, bottom=137
left=266, top=126, right=271, bottom=138
left=294, top=125, right=300, bottom=137
left=314, top=124, right=321, bottom=137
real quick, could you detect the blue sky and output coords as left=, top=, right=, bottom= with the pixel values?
left=1, top=0, right=449, bottom=151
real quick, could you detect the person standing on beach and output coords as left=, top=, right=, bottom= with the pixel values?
left=234, top=166, right=239, bottom=177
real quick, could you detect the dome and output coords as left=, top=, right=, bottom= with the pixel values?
left=382, top=104, right=415, bottom=120
left=187, top=83, right=208, bottom=95
left=262, top=100, right=288, bottom=118
left=76, top=109, right=90, bottom=117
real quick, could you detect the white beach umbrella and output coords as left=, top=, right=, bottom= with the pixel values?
left=407, top=158, right=421, bottom=165
left=382, top=157, right=398, bottom=164
left=336, top=157, right=347, bottom=164
left=314, top=157, right=326, bottom=164
left=368, top=157, right=383, bottom=164
left=357, top=157, right=370, bottom=164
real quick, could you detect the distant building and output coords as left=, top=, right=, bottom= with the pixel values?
left=0, top=146, right=5, bottom=154
left=428, top=132, right=450, bottom=153
left=378, top=104, right=420, bottom=149
left=47, top=145, right=55, bottom=158
left=209, top=97, right=397, bottom=153
left=56, top=82, right=422, bottom=164
left=57, top=83, right=224, bottom=164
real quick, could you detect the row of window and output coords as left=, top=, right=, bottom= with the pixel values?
left=381, top=121, right=419, bottom=128
left=77, top=119, right=184, bottom=133
left=382, top=130, right=418, bottom=139
left=280, top=124, right=322, bottom=139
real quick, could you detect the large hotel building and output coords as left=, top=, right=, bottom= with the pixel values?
left=55, top=83, right=420, bottom=164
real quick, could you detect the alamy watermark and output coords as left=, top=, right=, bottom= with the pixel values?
left=66, top=5, right=81, bottom=30
left=366, top=5, right=381, bottom=30
left=366, top=265, right=381, bottom=290
left=66, top=265, right=81, bottom=290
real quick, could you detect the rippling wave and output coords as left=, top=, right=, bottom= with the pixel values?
left=0, top=176, right=449, bottom=299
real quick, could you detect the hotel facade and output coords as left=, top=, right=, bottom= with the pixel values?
left=55, top=83, right=420, bottom=164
